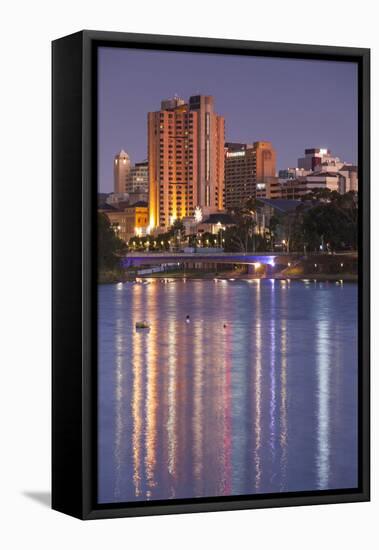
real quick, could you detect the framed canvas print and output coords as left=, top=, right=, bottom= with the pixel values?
left=52, top=30, right=370, bottom=519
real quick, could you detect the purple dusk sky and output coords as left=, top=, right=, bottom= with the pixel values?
left=98, top=46, right=358, bottom=193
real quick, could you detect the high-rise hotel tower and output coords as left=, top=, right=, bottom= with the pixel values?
left=113, top=150, right=131, bottom=194
left=224, top=141, right=276, bottom=207
left=148, top=95, right=225, bottom=230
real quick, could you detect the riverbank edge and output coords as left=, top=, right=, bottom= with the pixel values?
left=98, top=271, right=357, bottom=284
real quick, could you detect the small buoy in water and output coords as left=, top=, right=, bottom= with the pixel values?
left=136, top=321, right=150, bottom=329
left=186, top=315, right=191, bottom=323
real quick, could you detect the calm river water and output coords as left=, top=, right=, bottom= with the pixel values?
left=98, top=278, right=358, bottom=503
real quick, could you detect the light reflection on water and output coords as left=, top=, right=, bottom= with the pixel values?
left=98, top=279, right=358, bottom=503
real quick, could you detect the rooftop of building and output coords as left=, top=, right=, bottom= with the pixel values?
left=257, top=198, right=302, bottom=213
left=98, top=192, right=111, bottom=201
left=202, top=213, right=237, bottom=225
left=340, top=164, right=358, bottom=172
left=304, top=148, right=330, bottom=155
left=115, top=149, right=130, bottom=158
left=114, top=201, right=130, bottom=210
left=98, top=203, right=118, bottom=212
left=225, top=142, right=252, bottom=150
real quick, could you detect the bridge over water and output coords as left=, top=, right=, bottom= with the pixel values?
left=122, top=252, right=301, bottom=269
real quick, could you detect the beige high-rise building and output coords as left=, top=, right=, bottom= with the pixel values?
left=114, top=150, right=131, bottom=194
left=224, top=141, right=276, bottom=207
left=254, top=141, right=276, bottom=181
left=148, top=95, right=225, bottom=231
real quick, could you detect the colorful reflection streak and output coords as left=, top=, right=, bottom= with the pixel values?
left=98, top=279, right=358, bottom=503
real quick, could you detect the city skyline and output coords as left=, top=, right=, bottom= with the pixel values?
left=97, top=44, right=360, bottom=506
left=98, top=47, right=358, bottom=193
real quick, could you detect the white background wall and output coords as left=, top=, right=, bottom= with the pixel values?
left=0, top=1, right=377, bottom=548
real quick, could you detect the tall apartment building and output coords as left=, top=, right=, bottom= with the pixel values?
left=114, top=150, right=131, bottom=193
left=224, top=141, right=276, bottom=208
left=148, top=95, right=225, bottom=230
left=224, top=143, right=256, bottom=208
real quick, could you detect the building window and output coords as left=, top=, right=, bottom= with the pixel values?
left=206, top=185, right=210, bottom=206
left=206, top=140, right=210, bottom=181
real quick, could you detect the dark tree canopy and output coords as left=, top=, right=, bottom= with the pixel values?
left=98, top=213, right=127, bottom=271
left=293, top=189, right=358, bottom=252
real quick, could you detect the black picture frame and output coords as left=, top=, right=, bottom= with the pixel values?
left=52, top=30, right=370, bottom=520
